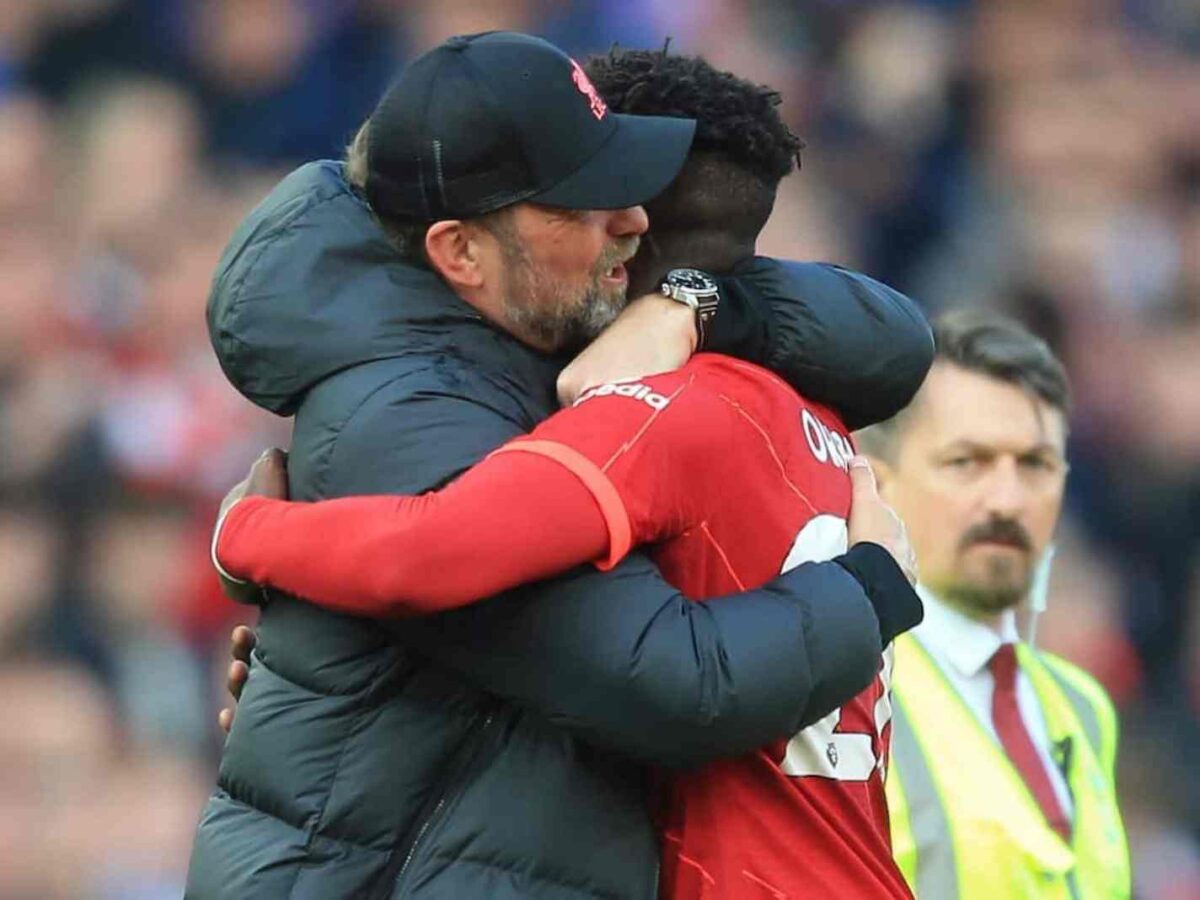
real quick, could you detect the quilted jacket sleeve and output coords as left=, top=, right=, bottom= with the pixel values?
left=710, top=259, right=934, bottom=430
left=320, top=372, right=911, bottom=768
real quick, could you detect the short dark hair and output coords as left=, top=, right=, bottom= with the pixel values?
left=933, top=310, right=1071, bottom=413
left=585, top=48, right=803, bottom=245
left=857, top=309, right=1071, bottom=459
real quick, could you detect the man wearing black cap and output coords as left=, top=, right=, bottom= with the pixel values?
left=359, top=31, right=695, bottom=356
left=189, top=32, right=931, bottom=899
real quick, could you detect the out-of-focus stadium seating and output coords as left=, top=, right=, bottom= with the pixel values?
left=0, top=1, right=1195, bottom=896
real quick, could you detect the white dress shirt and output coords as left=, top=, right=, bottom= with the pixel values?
left=912, top=586, right=1074, bottom=820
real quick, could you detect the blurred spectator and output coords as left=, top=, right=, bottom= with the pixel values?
left=0, top=506, right=58, bottom=654
left=0, top=1, right=1195, bottom=895
left=85, top=503, right=211, bottom=753
left=0, top=663, right=207, bottom=898
left=182, top=0, right=396, bottom=164
left=0, top=664, right=119, bottom=899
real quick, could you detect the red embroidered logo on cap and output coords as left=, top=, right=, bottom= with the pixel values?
left=571, top=59, right=608, bottom=121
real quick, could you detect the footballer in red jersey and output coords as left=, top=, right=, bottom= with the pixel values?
left=216, top=353, right=912, bottom=899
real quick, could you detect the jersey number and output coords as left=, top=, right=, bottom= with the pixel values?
left=778, top=515, right=893, bottom=782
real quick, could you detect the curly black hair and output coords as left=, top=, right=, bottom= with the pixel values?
left=584, top=47, right=802, bottom=281
left=584, top=46, right=803, bottom=186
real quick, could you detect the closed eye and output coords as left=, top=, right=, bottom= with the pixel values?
left=1019, top=453, right=1060, bottom=472
left=943, top=455, right=978, bottom=469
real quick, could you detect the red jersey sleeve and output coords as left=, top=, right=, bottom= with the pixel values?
left=214, top=364, right=731, bottom=618
left=496, top=366, right=734, bottom=569
left=215, top=450, right=610, bottom=617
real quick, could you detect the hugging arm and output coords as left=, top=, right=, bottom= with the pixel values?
left=712, top=260, right=934, bottom=430
left=307, top=384, right=915, bottom=768
left=217, top=366, right=732, bottom=618
left=216, top=449, right=611, bottom=616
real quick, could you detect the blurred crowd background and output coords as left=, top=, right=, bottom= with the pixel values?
left=0, top=0, right=1196, bottom=896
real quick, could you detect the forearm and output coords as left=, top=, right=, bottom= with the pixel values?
left=384, top=551, right=902, bottom=768
left=254, top=380, right=920, bottom=767
left=711, top=260, right=933, bottom=429
left=217, top=452, right=608, bottom=616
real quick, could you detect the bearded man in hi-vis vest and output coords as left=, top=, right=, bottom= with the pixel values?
left=857, top=310, right=1130, bottom=899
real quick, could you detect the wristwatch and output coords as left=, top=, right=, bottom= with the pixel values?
left=660, top=268, right=720, bottom=350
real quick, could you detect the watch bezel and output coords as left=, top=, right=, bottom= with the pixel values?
left=664, top=268, right=719, bottom=296
left=661, top=268, right=720, bottom=351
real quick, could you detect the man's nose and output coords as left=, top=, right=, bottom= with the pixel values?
left=982, top=458, right=1026, bottom=519
left=608, top=205, right=649, bottom=237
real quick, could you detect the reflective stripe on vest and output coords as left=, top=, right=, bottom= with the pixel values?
left=889, top=698, right=958, bottom=899
left=1035, top=656, right=1101, bottom=759
left=887, top=634, right=1130, bottom=899
left=1018, top=647, right=1131, bottom=899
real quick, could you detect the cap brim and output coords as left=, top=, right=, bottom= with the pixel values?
left=532, top=114, right=696, bottom=211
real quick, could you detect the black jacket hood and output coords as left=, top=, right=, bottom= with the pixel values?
left=207, top=161, right=551, bottom=416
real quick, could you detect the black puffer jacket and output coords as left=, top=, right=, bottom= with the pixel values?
left=186, top=161, right=930, bottom=899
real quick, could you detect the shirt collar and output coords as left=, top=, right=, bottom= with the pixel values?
left=914, top=585, right=1020, bottom=678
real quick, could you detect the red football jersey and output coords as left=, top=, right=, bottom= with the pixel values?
left=516, top=354, right=910, bottom=900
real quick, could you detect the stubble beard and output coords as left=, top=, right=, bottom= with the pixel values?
left=500, top=239, right=634, bottom=354
left=940, top=553, right=1032, bottom=616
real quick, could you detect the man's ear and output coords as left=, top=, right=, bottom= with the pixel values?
left=862, top=453, right=896, bottom=502
left=425, top=220, right=485, bottom=289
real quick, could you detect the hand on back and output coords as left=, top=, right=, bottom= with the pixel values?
left=213, top=449, right=286, bottom=733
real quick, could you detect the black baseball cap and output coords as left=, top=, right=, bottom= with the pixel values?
left=364, top=31, right=696, bottom=222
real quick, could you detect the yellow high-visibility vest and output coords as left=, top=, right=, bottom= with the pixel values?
left=886, top=634, right=1130, bottom=898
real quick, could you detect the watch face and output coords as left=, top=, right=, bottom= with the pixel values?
left=668, top=268, right=717, bottom=293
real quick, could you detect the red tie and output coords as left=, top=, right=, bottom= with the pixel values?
left=990, top=643, right=1071, bottom=841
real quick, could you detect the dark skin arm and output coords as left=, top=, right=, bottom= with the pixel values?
left=219, top=625, right=256, bottom=733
